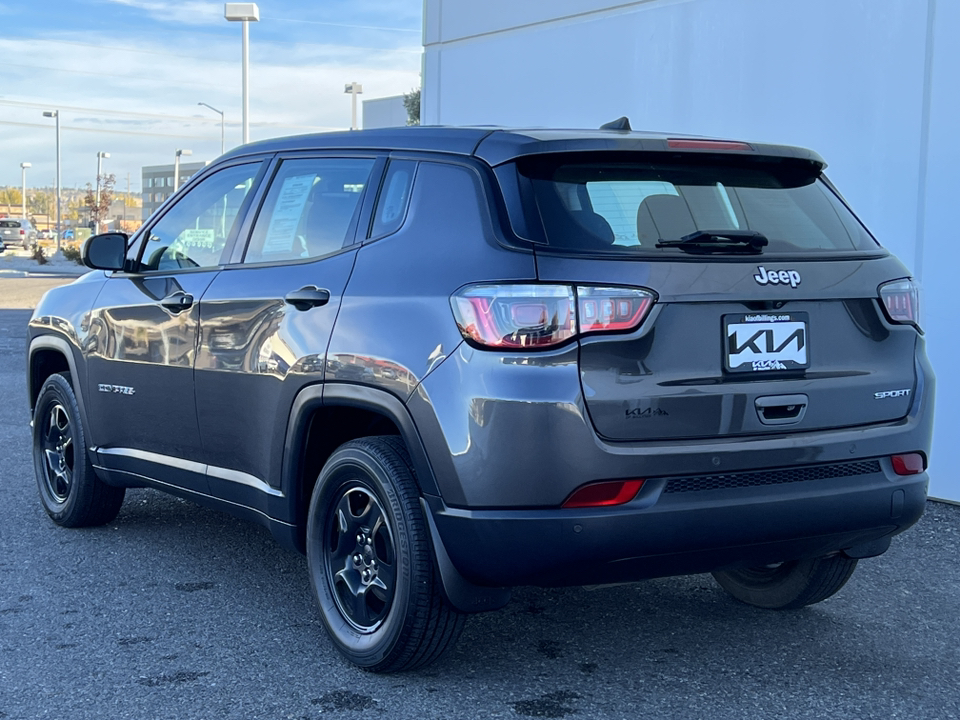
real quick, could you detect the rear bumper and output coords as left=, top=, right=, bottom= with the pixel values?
left=408, top=341, right=935, bottom=509
left=426, top=462, right=928, bottom=587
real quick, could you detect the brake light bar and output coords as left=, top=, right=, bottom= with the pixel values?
left=667, top=138, right=753, bottom=152
left=451, top=284, right=656, bottom=349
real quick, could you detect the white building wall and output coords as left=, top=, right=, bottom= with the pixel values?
left=363, top=95, right=409, bottom=129
left=424, top=0, right=958, bottom=501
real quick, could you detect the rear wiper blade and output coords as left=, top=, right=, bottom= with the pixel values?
left=655, top=230, right=769, bottom=253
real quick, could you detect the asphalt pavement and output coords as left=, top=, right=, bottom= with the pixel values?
left=1, top=307, right=958, bottom=720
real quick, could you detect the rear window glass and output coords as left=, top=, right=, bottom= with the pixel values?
left=520, top=156, right=878, bottom=256
left=0, top=220, right=20, bottom=228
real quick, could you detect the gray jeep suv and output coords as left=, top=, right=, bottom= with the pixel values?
left=26, top=124, right=933, bottom=672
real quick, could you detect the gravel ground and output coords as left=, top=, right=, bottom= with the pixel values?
left=1, top=308, right=958, bottom=720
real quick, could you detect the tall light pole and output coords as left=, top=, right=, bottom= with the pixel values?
left=19, top=162, right=31, bottom=222
left=42, top=110, right=61, bottom=252
left=344, top=82, right=363, bottom=130
left=225, top=3, right=260, bottom=145
left=95, top=151, right=110, bottom=233
left=174, top=149, right=192, bottom=191
left=198, top=102, right=225, bottom=155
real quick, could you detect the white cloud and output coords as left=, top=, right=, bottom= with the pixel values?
left=0, top=29, right=421, bottom=188
left=99, top=0, right=224, bottom=26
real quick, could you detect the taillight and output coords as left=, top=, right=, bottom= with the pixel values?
left=451, top=284, right=655, bottom=349
left=577, top=287, right=655, bottom=334
left=891, top=453, right=924, bottom=476
left=451, top=285, right=576, bottom=349
left=19, top=229, right=25, bottom=236
left=879, top=279, right=920, bottom=327
left=562, top=479, right=645, bottom=508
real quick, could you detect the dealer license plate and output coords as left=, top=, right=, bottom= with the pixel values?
left=724, top=312, right=809, bottom=373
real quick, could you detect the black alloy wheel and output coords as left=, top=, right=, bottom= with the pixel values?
left=325, top=484, right=397, bottom=632
left=39, top=402, right=74, bottom=504
left=306, top=436, right=465, bottom=672
left=33, top=372, right=125, bottom=527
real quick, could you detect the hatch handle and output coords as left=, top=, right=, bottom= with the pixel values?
left=755, top=394, right=808, bottom=426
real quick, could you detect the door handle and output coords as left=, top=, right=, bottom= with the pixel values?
left=160, top=291, right=194, bottom=312
left=285, top=286, right=330, bottom=311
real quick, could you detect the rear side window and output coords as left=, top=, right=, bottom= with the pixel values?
left=520, top=155, right=878, bottom=256
left=370, top=160, right=416, bottom=239
left=243, top=157, right=375, bottom=264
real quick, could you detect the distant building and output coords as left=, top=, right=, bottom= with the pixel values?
left=78, top=198, right=140, bottom=232
left=141, top=161, right=209, bottom=220
left=362, top=95, right=408, bottom=129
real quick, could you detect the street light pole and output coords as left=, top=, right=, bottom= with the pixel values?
left=95, top=151, right=110, bottom=233
left=198, top=102, right=225, bottom=155
left=225, top=3, right=260, bottom=145
left=20, top=162, right=31, bottom=222
left=344, top=82, right=363, bottom=130
left=174, top=149, right=192, bottom=191
left=42, top=110, right=61, bottom=252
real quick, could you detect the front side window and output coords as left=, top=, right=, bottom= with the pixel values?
left=135, top=163, right=261, bottom=272
left=521, top=155, right=879, bottom=256
left=242, top=157, right=374, bottom=264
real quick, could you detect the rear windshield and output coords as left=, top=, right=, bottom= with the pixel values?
left=0, top=220, right=21, bottom=228
left=519, top=155, right=879, bottom=256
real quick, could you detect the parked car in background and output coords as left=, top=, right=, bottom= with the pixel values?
left=38, top=229, right=55, bottom=241
left=26, top=123, right=933, bottom=673
left=0, top=218, right=38, bottom=250
left=60, top=228, right=91, bottom=245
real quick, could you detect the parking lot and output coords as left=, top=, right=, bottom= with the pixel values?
left=1, top=290, right=958, bottom=720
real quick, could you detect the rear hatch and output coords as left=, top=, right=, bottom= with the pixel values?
left=511, top=147, right=919, bottom=441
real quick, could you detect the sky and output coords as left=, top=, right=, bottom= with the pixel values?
left=0, top=0, right=423, bottom=191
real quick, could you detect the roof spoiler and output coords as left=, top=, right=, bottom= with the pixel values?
left=599, top=116, right=632, bottom=131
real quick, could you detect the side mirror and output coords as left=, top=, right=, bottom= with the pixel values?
left=82, top=232, right=128, bottom=271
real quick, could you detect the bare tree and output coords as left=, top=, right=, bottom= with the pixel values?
left=83, top=173, right=116, bottom=233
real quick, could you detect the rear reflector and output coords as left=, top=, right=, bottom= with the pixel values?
left=891, top=453, right=924, bottom=476
left=562, top=479, right=645, bottom=508
left=667, top=138, right=753, bottom=151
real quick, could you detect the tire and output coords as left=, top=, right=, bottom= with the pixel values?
left=306, top=436, right=465, bottom=672
left=711, top=555, right=858, bottom=610
left=33, top=372, right=125, bottom=527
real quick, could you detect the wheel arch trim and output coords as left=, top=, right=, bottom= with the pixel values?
left=28, top=335, right=91, bottom=436
left=283, top=382, right=442, bottom=502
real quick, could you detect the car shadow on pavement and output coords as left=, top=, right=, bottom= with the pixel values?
left=53, top=488, right=952, bottom=720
